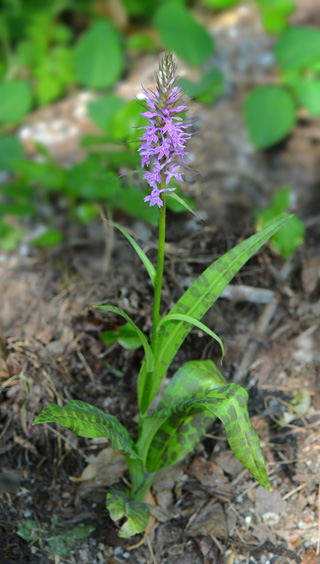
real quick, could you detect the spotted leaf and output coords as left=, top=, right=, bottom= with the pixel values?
left=152, top=384, right=271, bottom=490
left=106, top=484, right=149, bottom=538
left=146, top=360, right=226, bottom=472
left=33, top=400, right=139, bottom=459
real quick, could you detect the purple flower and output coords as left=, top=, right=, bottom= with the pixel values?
left=144, top=187, right=176, bottom=208
left=138, top=52, right=192, bottom=208
left=165, top=163, right=184, bottom=185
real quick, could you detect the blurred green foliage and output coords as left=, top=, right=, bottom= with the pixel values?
left=245, top=25, right=320, bottom=148
left=17, top=518, right=94, bottom=559
left=244, top=86, right=296, bottom=149
left=0, top=0, right=310, bottom=255
left=254, top=186, right=305, bottom=258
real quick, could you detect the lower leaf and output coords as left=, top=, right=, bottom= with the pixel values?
left=146, top=360, right=226, bottom=472
left=153, top=384, right=271, bottom=490
left=33, top=400, right=139, bottom=460
left=106, top=484, right=150, bottom=538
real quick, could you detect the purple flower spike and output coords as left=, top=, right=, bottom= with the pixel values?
left=139, top=52, right=191, bottom=208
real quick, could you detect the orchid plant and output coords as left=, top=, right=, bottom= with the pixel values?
left=33, top=53, right=290, bottom=538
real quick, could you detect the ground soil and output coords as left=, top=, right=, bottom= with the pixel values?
left=1, top=2, right=320, bottom=563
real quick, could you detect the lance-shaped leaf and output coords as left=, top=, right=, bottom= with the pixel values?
left=110, top=221, right=156, bottom=287
left=157, top=313, right=224, bottom=358
left=93, top=305, right=154, bottom=372
left=152, top=384, right=271, bottom=490
left=33, top=400, right=139, bottom=459
left=138, top=215, right=291, bottom=413
left=166, top=192, right=198, bottom=217
left=145, top=360, right=226, bottom=472
left=106, top=484, right=149, bottom=538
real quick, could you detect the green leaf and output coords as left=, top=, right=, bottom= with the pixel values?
left=271, top=216, right=305, bottom=259
left=153, top=384, right=271, bottom=489
left=30, top=229, right=63, bottom=247
left=0, top=220, right=24, bottom=251
left=0, top=135, right=24, bottom=170
left=275, top=27, right=320, bottom=71
left=166, top=192, right=197, bottom=216
left=16, top=519, right=94, bottom=558
left=203, top=0, right=238, bottom=7
left=66, top=158, right=120, bottom=200
left=110, top=100, right=145, bottom=142
left=126, top=33, right=157, bottom=53
left=113, top=187, right=159, bottom=226
left=45, top=524, right=94, bottom=558
left=13, top=159, right=66, bottom=191
left=110, top=221, right=156, bottom=287
left=138, top=215, right=291, bottom=412
left=101, top=322, right=143, bottom=350
left=75, top=203, right=99, bottom=225
left=0, top=81, right=32, bottom=124
left=74, top=20, right=123, bottom=88
left=255, top=0, right=295, bottom=34
left=106, top=484, right=149, bottom=538
left=180, top=68, right=224, bottom=104
left=88, top=94, right=125, bottom=133
left=93, top=305, right=154, bottom=372
left=294, top=79, right=320, bottom=116
left=255, top=186, right=305, bottom=258
left=244, top=86, right=296, bottom=149
left=0, top=203, right=35, bottom=217
left=154, top=4, right=214, bottom=67
left=33, top=400, right=138, bottom=459
left=158, top=313, right=224, bottom=358
left=145, top=360, right=226, bottom=472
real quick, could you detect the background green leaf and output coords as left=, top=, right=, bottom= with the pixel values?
left=202, top=0, right=238, bottom=9
left=93, top=305, right=154, bottom=372
left=30, top=229, right=63, bottom=246
left=275, top=27, right=320, bottom=70
left=255, top=0, right=295, bottom=34
left=88, top=94, right=125, bottom=133
left=0, top=135, right=24, bottom=170
left=74, top=20, right=123, bottom=88
left=0, top=220, right=24, bottom=251
left=154, top=4, right=214, bottom=67
left=180, top=68, right=224, bottom=104
left=293, top=80, right=320, bottom=116
left=255, top=186, right=305, bottom=258
left=101, top=322, right=143, bottom=350
left=17, top=519, right=94, bottom=558
left=244, top=86, right=296, bottom=149
left=0, top=81, right=32, bottom=123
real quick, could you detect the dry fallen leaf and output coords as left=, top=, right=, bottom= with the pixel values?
left=187, top=501, right=228, bottom=539
left=70, top=448, right=126, bottom=485
left=301, top=549, right=320, bottom=564
left=255, top=485, right=286, bottom=517
left=188, top=457, right=231, bottom=493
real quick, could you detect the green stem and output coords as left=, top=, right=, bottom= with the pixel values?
left=151, top=181, right=167, bottom=351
